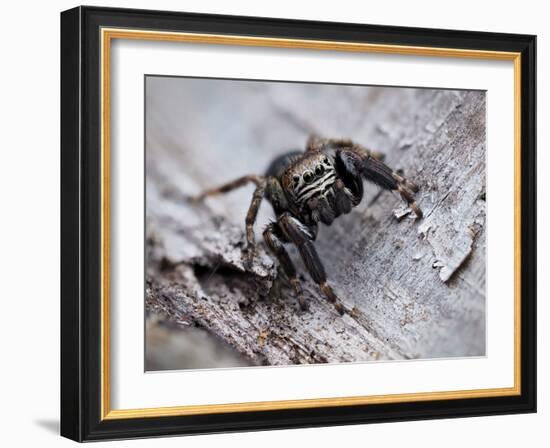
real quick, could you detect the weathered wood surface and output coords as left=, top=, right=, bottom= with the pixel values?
left=145, top=77, right=486, bottom=368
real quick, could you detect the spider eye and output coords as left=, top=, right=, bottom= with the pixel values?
left=315, top=165, right=325, bottom=176
left=303, top=171, right=314, bottom=184
left=323, top=156, right=330, bottom=165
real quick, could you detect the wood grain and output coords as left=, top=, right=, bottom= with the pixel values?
left=145, top=77, right=486, bottom=367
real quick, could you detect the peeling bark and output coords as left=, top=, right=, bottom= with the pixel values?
left=145, top=78, right=487, bottom=367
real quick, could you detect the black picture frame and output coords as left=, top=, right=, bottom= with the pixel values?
left=61, top=5, right=536, bottom=442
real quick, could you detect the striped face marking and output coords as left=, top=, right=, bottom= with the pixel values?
left=288, top=155, right=337, bottom=206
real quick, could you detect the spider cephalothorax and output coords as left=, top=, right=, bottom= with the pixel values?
left=281, top=151, right=359, bottom=226
left=193, top=136, right=422, bottom=315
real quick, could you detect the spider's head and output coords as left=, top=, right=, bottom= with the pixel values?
left=282, top=152, right=336, bottom=203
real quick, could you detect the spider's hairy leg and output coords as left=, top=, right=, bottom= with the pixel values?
left=364, top=154, right=422, bottom=218
left=191, top=174, right=265, bottom=202
left=263, top=223, right=307, bottom=311
left=338, top=147, right=423, bottom=218
left=305, top=134, right=325, bottom=152
left=191, top=174, right=266, bottom=266
left=278, top=213, right=345, bottom=315
left=243, top=179, right=267, bottom=265
left=308, top=135, right=386, bottom=161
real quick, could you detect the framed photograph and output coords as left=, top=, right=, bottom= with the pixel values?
left=60, top=6, right=536, bottom=441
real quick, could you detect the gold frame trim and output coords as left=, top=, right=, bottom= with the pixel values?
left=100, top=28, right=522, bottom=421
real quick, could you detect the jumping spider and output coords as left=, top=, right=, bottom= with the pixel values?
left=193, top=136, right=422, bottom=315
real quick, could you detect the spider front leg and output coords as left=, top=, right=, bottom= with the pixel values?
left=191, top=174, right=266, bottom=265
left=338, top=147, right=423, bottom=218
left=263, top=223, right=307, bottom=310
left=243, top=180, right=267, bottom=265
left=278, top=213, right=345, bottom=315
